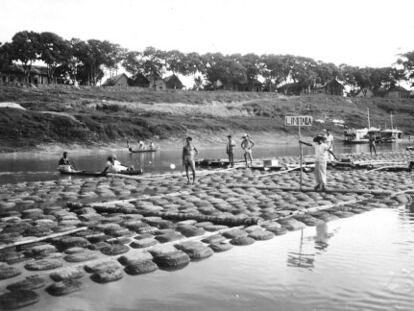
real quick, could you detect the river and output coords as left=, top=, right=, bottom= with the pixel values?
left=0, top=141, right=404, bottom=185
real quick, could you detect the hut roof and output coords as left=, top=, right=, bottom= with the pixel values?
left=102, top=73, right=128, bottom=86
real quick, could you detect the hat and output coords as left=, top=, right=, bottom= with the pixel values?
left=227, top=134, right=232, bottom=138
left=242, top=133, right=248, bottom=138
left=186, top=136, right=192, bottom=141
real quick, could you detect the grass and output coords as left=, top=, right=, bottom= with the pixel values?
left=0, top=85, right=413, bottom=151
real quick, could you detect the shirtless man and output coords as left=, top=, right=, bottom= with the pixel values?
left=241, top=134, right=255, bottom=167
left=182, top=137, right=198, bottom=184
left=226, top=135, right=236, bottom=167
left=58, top=151, right=76, bottom=172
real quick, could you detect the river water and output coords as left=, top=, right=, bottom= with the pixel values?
left=25, top=206, right=414, bottom=311
left=0, top=141, right=403, bottom=185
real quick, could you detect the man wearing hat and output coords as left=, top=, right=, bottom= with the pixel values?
left=241, top=134, right=255, bottom=167
left=226, top=135, right=236, bottom=167
left=301, top=134, right=337, bottom=191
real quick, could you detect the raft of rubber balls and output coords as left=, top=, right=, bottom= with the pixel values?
left=0, top=151, right=413, bottom=309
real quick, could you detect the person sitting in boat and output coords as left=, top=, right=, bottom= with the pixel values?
left=58, top=151, right=76, bottom=172
left=149, top=141, right=155, bottom=150
left=138, top=141, right=145, bottom=150
left=127, top=141, right=133, bottom=152
left=103, top=155, right=135, bottom=173
left=102, top=156, right=127, bottom=173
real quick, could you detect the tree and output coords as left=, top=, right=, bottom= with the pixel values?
left=0, top=42, right=13, bottom=72
left=38, top=32, right=71, bottom=83
left=122, top=51, right=142, bottom=75
left=397, top=51, right=414, bottom=86
left=141, top=47, right=166, bottom=80
left=9, top=31, right=41, bottom=81
left=240, top=53, right=260, bottom=91
left=165, top=50, right=187, bottom=75
left=261, top=54, right=290, bottom=91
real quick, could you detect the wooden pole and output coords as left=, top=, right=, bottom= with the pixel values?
left=299, top=122, right=303, bottom=190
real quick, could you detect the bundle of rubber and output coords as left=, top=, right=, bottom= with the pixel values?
left=248, top=230, right=274, bottom=241
left=209, top=242, right=233, bottom=252
left=124, top=259, right=158, bottom=275
left=177, top=225, right=205, bottom=237
left=155, top=232, right=185, bottom=243
left=294, top=215, right=324, bottom=226
left=152, top=250, right=191, bottom=270
left=0, top=290, right=39, bottom=309
left=57, top=236, right=90, bottom=249
left=277, top=218, right=307, bottom=231
left=88, top=241, right=111, bottom=251
left=84, top=260, right=120, bottom=273
left=6, top=275, right=47, bottom=291
left=264, top=225, right=287, bottom=236
left=64, top=251, right=98, bottom=263
left=101, top=244, right=129, bottom=256
left=130, top=238, right=158, bottom=249
left=50, top=266, right=85, bottom=281
left=230, top=236, right=255, bottom=246
left=25, top=259, right=63, bottom=271
left=174, top=241, right=214, bottom=260
left=0, top=263, right=22, bottom=280
left=91, top=265, right=123, bottom=283
left=118, top=252, right=153, bottom=266
left=46, top=279, right=83, bottom=296
left=202, top=234, right=226, bottom=244
left=203, top=224, right=229, bottom=232
left=222, top=229, right=248, bottom=239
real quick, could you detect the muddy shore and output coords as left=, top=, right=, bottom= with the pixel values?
left=0, top=150, right=413, bottom=309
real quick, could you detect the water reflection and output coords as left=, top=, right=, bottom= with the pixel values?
left=287, top=223, right=337, bottom=270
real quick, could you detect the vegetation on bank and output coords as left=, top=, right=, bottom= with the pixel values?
left=1, top=86, right=414, bottom=152
left=1, top=31, right=413, bottom=93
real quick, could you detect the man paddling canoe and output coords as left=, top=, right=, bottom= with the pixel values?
left=58, top=151, right=76, bottom=172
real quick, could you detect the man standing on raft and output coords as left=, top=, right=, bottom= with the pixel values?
left=182, top=137, right=198, bottom=184
left=226, top=134, right=236, bottom=167
left=301, top=135, right=337, bottom=191
left=241, top=134, right=255, bottom=167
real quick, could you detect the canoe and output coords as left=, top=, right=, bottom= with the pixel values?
left=59, top=169, right=143, bottom=177
left=59, top=171, right=107, bottom=177
left=129, top=148, right=158, bottom=154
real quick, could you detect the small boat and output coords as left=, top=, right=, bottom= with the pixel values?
left=59, top=169, right=143, bottom=177
left=128, top=147, right=158, bottom=154
left=379, top=128, right=403, bottom=143
left=59, top=170, right=107, bottom=177
left=127, top=141, right=158, bottom=153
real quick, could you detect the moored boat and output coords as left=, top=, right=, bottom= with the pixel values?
left=59, top=169, right=143, bottom=177
left=128, top=148, right=158, bottom=153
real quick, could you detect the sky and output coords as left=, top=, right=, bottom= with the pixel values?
left=0, top=0, right=414, bottom=68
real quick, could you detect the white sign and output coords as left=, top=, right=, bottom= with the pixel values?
left=285, top=116, right=313, bottom=127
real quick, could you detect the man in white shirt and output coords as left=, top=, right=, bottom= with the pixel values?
left=301, top=135, right=337, bottom=191
left=325, top=129, right=334, bottom=161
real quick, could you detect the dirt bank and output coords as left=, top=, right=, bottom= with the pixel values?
left=1, top=86, right=413, bottom=152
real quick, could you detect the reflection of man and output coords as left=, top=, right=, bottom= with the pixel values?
left=315, top=223, right=334, bottom=250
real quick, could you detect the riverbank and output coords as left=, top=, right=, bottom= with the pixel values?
left=1, top=86, right=414, bottom=152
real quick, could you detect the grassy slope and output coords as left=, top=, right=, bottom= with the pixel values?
left=0, top=86, right=413, bottom=151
